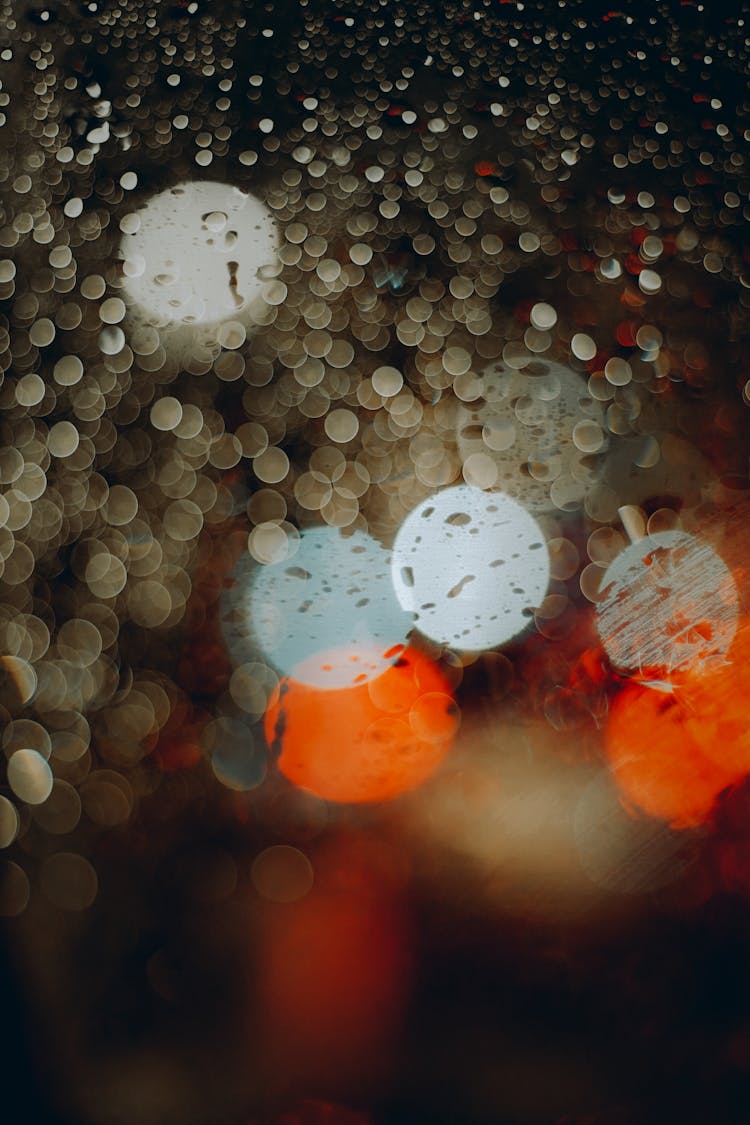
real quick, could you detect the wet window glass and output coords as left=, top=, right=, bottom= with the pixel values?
left=2, top=2, right=750, bottom=1123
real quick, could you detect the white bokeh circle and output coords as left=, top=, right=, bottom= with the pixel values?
left=119, top=181, right=279, bottom=357
left=390, top=485, right=551, bottom=651
left=228, top=526, right=413, bottom=688
left=596, top=529, right=739, bottom=676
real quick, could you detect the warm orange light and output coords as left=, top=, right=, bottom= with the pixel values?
left=255, top=836, right=412, bottom=1100
left=679, top=617, right=750, bottom=775
left=605, top=680, right=739, bottom=828
left=264, top=645, right=459, bottom=803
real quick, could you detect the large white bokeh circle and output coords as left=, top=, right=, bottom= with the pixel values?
left=596, top=529, right=739, bottom=675
left=237, top=526, right=413, bottom=689
left=390, top=485, right=551, bottom=651
left=119, top=180, right=279, bottom=328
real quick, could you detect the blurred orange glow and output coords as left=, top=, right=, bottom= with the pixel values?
left=264, top=645, right=459, bottom=803
left=605, top=681, right=739, bottom=827
left=255, top=837, right=412, bottom=1100
left=680, top=618, right=750, bottom=775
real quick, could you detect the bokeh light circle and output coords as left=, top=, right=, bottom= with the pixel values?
left=390, top=486, right=550, bottom=651
left=119, top=181, right=279, bottom=337
left=456, top=356, right=605, bottom=514
left=596, top=531, right=738, bottom=677
left=264, top=644, right=458, bottom=803
left=230, top=527, right=413, bottom=687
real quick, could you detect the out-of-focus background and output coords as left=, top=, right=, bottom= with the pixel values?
left=2, top=0, right=750, bottom=1122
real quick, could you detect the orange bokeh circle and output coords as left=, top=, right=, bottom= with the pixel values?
left=264, top=644, right=459, bottom=803
left=680, top=616, right=750, bottom=776
left=605, top=680, right=739, bottom=828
